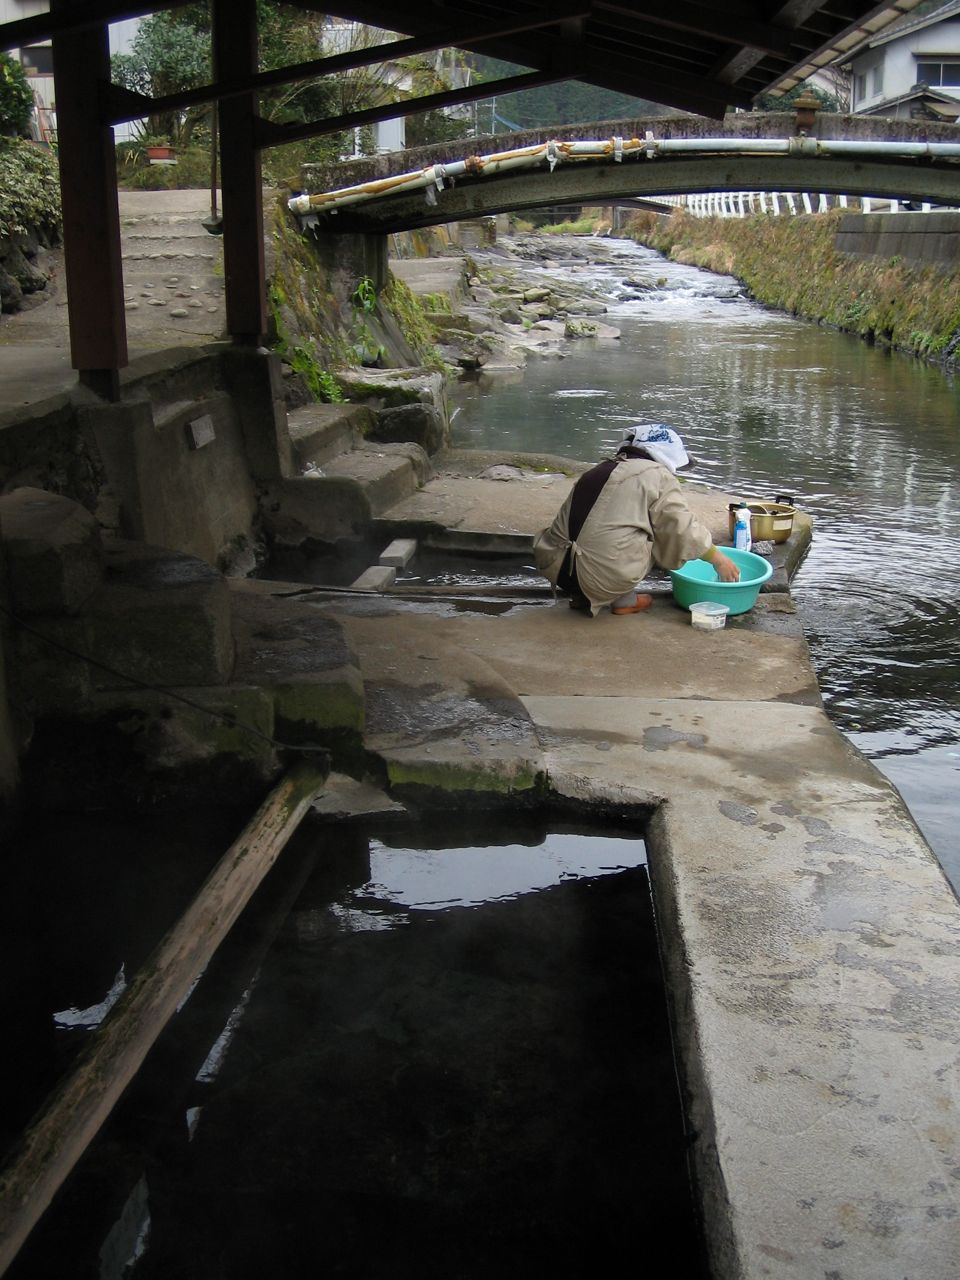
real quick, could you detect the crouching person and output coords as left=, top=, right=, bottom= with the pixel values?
left=534, top=424, right=740, bottom=616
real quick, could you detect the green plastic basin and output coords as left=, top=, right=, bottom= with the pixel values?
left=670, top=547, right=772, bottom=615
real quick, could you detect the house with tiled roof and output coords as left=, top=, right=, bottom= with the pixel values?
left=844, top=0, right=960, bottom=119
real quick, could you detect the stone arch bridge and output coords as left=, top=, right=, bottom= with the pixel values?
left=297, top=112, right=960, bottom=237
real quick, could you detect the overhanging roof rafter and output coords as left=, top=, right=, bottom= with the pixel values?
left=1, top=0, right=935, bottom=120
left=101, top=7, right=591, bottom=126
left=594, top=0, right=796, bottom=58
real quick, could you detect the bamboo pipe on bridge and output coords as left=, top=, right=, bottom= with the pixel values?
left=289, top=133, right=960, bottom=218
left=0, top=760, right=328, bottom=1276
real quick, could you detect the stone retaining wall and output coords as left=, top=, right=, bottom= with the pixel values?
left=835, top=209, right=960, bottom=264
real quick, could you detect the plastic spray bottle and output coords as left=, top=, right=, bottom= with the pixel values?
left=733, top=502, right=753, bottom=553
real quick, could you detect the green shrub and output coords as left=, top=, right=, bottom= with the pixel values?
left=539, top=216, right=600, bottom=235
left=0, top=53, right=33, bottom=137
left=0, top=138, right=61, bottom=239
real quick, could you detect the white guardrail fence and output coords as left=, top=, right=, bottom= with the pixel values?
left=660, top=192, right=936, bottom=217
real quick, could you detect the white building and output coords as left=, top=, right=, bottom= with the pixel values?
left=322, top=18, right=406, bottom=155
left=1, top=1, right=139, bottom=141
left=845, top=0, right=960, bottom=120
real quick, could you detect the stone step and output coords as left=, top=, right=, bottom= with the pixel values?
left=120, top=212, right=216, bottom=226
left=258, top=443, right=433, bottom=548
left=321, top=443, right=432, bottom=516
left=122, top=251, right=220, bottom=269
left=230, top=583, right=365, bottom=746
left=124, top=297, right=223, bottom=321
left=285, top=403, right=374, bottom=470
left=122, top=225, right=216, bottom=240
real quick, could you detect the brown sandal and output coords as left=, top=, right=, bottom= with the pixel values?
left=611, top=594, right=653, bottom=615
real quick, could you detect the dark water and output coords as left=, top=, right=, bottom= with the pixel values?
left=6, top=817, right=708, bottom=1280
left=453, top=238, right=960, bottom=890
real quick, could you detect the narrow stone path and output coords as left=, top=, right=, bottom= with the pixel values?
left=0, top=189, right=229, bottom=409
left=117, top=189, right=226, bottom=346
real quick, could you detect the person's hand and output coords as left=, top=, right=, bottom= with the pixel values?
left=713, top=551, right=740, bottom=582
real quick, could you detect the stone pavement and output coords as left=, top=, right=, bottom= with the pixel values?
left=0, top=190, right=226, bottom=413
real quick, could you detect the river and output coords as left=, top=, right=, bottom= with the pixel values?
left=451, top=235, right=960, bottom=892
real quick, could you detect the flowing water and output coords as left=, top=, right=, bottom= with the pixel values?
left=453, top=236, right=960, bottom=890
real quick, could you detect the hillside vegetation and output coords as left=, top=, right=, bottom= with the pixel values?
left=625, top=208, right=960, bottom=365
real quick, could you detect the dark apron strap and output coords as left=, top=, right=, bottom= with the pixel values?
left=557, top=459, right=620, bottom=594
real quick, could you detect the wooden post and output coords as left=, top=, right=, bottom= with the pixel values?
left=50, top=2, right=127, bottom=396
left=212, top=0, right=268, bottom=346
left=0, top=762, right=327, bottom=1275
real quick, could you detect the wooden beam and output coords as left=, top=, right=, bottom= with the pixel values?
left=256, top=67, right=575, bottom=149
left=0, top=761, right=327, bottom=1276
left=50, top=3, right=126, bottom=390
left=213, top=0, right=268, bottom=346
left=578, top=46, right=753, bottom=113
left=102, top=7, right=591, bottom=125
left=594, top=0, right=796, bottom=58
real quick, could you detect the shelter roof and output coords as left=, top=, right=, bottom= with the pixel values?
left=836, top=0, right=960, bottom=59
left=320, top=1, right=932, bottom=116
left=0, top=1, right=936, bottom=119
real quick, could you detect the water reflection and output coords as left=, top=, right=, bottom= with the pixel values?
left=454, top=239, right=960, bottom=885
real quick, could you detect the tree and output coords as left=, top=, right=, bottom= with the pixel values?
left=111, top=11, right=210, bottom=146
left=0, top=52, right=34, bottom=138
left=110, top=8, right=471, bottom=166
left=464, top=54, right=670, bottom=131
left=753, top=84, right=841, bottom=113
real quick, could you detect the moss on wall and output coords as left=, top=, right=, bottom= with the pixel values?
left=268, top=200, right=442, bottom=394
left=625, top=208, right=960, bottom=364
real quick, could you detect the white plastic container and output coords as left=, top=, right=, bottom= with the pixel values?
left=689, top=601, right=730, bottom=631
left=733, top=502, right=753, bottom=552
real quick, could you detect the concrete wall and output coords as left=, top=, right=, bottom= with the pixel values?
left=835, top=209, right=960, bottom=263
left=0, top=347, right=288, bottom=572
left=389, top=219, right=498, bottom=258
left=0, top=347, right=294, bottom=812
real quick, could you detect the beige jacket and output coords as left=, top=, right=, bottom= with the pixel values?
left=534, top=458, right=713, bottom=614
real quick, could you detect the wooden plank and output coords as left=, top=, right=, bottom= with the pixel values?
left=0, top=761, right=327, bottom=1276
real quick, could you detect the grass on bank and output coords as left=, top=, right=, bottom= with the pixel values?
left=624, top=207, right=960, bottom=363
left=512, top=214, right=602, bottom=235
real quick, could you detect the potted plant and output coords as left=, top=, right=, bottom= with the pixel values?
left=143, top=135, right=176, bottom=162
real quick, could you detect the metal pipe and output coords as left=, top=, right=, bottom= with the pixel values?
left=288, top=132, right=960, bottom=218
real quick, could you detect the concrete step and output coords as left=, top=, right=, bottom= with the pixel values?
left=121, top=223, right=217, bottom=239
left=122, top=251, right=220, bottom=272
left=230, top=582, right=365, bottom=746
left=258, top=443, right=433, bottom=549
left=286, top=403, right=374, bottom=470
left=321, top=443, right=432, bottom=516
